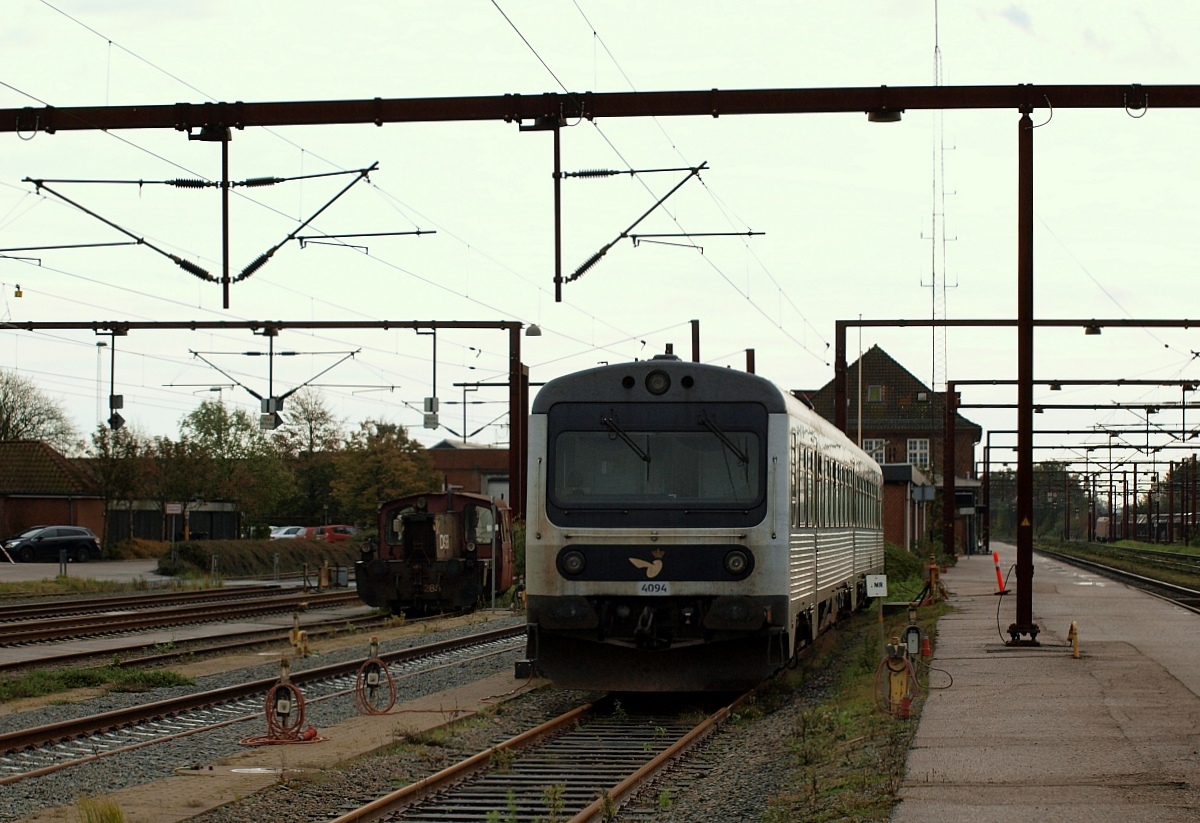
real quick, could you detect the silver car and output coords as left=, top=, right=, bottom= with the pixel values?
left=270, top=525, right=306, bottom=539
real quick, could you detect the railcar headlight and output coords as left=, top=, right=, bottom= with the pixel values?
left=645, top=369, right=671, bottom=395
left=723, top=550, right=750, bottom=575
left=561, top=550, right=586, bottom=575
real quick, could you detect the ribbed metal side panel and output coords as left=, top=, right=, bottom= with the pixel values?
left=788, top=531, right=817, bottom=603
left=816, top=529, right=855, bottom=591
left=854, top=529, right=885, bottom=575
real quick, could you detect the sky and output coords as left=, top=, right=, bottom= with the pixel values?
left=2, top=1, right=1200, bottom=477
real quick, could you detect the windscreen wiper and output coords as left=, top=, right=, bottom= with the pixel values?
left=601, top=415, right=651, bottom=463
left=700, top=416, right=749, bottom=465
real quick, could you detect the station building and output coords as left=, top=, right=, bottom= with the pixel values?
left=795, top=345, right=983, bottom=554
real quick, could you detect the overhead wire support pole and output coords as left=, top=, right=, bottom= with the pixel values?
left=222, top=128, right=231, bottom=309
left=1014, top=105, right=1037, bottom=645
left=554, top=120, right=562, bottom=303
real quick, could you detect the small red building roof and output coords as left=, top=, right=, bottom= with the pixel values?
left=0, top=440, right=99, bottom=496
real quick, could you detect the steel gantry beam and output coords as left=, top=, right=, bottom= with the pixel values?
left=4, top=83, right=1200, bottom=134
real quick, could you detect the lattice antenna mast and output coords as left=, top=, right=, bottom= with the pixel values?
left=920, top=0, right=958, bottom=392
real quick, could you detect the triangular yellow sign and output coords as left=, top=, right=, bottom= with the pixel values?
left=1021, top=518, right=1031, bottom=526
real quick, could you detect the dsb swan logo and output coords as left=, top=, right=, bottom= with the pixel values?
left=629, top=549, right=665, bottom=578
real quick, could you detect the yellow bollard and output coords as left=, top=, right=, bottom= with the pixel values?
left=1067, top=621, right=1080, bottom=659
left=294, top=629, right=309, bottom=658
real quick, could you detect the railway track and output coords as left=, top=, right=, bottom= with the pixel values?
left=0, top=610, right=393, bottom=674
left=0, top=625, right=526, bottom=786
left=0, top=584, right=289, bottom=622
left=0, top=589, right=363, bottom=645
left=1093, top=544, right=1200, bottom=575
left=330, top=692, right=751, bottom=823
left=1038, top=548, right=1200, bottom=612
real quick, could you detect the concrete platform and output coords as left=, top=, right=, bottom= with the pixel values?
left=0, top=558, right=172, bottom=585
left=892, top=541, right=1200, bottom=822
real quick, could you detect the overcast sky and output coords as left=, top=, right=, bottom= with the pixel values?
left=2, top=1, right=1199, bottom=473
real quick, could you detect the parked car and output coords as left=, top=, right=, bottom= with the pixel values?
left=270, top=525, right=306, bottom=539
left=3, top=525, right=102, bottom=562
left=302, top=525, right=360, bottom=542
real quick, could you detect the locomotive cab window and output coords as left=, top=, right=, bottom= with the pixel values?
left=466, top=505, right=495, bottom=547
left=387, top=506, right=418, bottom=546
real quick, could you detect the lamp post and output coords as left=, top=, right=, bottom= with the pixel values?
left=95, top=341, right=107, bottom=425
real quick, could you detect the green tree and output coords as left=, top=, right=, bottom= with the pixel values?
left=88, top=424, right=154, bottom=543
left=987, top=462, right=1090, bottom=541
left=273, top=388, right=344, bottom=523
left=0, top=369, right=80, bottom=454
left=177, top=400, right=296, bottom=524
left=331, top=420, right=440, bottom=524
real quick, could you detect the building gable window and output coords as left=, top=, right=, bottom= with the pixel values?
left=867, top=385, right=883, bottom=403
left=907, top=438, right=930, bottom=468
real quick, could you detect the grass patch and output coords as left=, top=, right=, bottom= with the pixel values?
left=1040, top=540, right=1200, bottom=589
left=0, top=576, right=136, bottom=598
left=749, top=543, right=948, bottom=822
left=0, top=666, right=194, bottom=703
left=154, top=539, right=360, bottom=579
left=76, top=797, right=125, bottom=822
left=106, top=538, right=171, bottom=560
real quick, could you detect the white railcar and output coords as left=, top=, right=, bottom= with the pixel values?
left=523, top=353, right=884, bottom=691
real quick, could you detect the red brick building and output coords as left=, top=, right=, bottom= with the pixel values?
left=0, top=440, right=105, bottom=542
left=798, top=346, right=983, bottom=553
left=425, top=440, right=510, bottom=504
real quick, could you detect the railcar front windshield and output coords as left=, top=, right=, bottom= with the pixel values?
left=554, top=430, right=759, bottom=507
left=546, top=402, right=767, bottom=525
